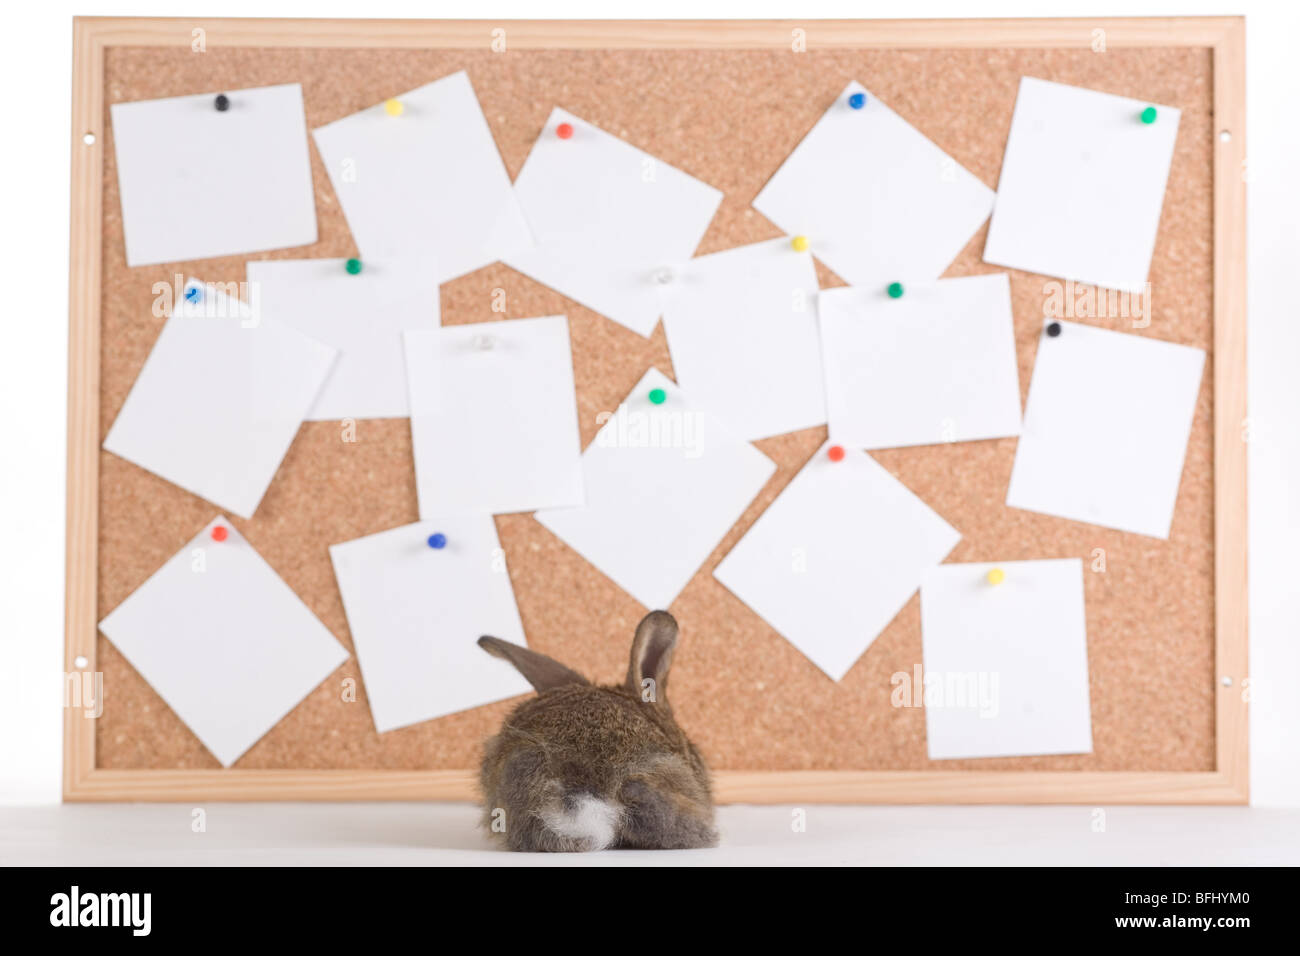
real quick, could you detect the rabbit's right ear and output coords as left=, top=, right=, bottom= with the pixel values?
left=626, top=610, right=678, bottom=707
left=477, top=636, right=589, bottom=692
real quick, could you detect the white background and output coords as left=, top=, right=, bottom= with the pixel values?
left=1, top=0, right=1295, bottom=808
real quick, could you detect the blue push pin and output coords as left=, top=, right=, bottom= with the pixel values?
left=427, top=532, right=447, bottom=550
left=184, top=284, right=202, bottom=304
left=848, top=92, right=867, bottom=110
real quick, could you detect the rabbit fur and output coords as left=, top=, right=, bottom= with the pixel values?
left=477, top=610, right=717, bottom=852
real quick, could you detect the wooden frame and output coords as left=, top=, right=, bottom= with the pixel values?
left=65, top=17, right=1248, bottom=804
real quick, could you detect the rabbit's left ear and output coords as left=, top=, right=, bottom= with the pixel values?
left=478, top=636, right=589, bottom=692
left=626, top=611, right=678, bottom=707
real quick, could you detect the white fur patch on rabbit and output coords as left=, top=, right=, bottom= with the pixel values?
left=541, top=794, right=622, bottom=852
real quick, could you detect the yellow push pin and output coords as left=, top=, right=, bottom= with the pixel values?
left=384, top=98, right=404, bottom=117
left=986, top=567, right=1005, bottom=586
left=791, top=235, right=809, bottom=253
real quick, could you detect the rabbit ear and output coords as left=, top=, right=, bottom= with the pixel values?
left=478, top=636, right=589, bottom=692
left=626, top=611, right=678, bottom=706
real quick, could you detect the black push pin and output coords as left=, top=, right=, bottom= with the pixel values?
left=1046, top=321, right=1062, bottom=337
left=215, top=94, right=230, bottom=112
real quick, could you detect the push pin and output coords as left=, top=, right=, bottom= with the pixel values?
left=345, top=258, right=363, bottom=275
left=887, top=282, right=904, bottom=299
left=556, top=122, right=574, bottom=140
left=653, top=267, right=675, bottom=286
left=384, top=98, right=404, bottom=117
left=214, top=94, right=230, bottom=112
left=648, top=387, right=667, bottom=405
left=986, top=567, right=1005, bottom=586
left=827, top=445, right=846, bottom=462
left=473, top=333, right=495, bottom=351
left=848, top=92, right=867, bottom=110
left=184, top=284, right=203, bottom=304
left=791, top=235, right=809, bottom=253
left=1046, top=321, right=1062, bottom=337
left=427, top=532, right=447, bottom=550
left=1140, top=106, right=1157, bottom=125
left=211, top=525, right=229, bottom=542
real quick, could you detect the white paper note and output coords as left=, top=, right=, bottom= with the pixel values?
left=983, top=77, right=1181, bottom=292
left=246, top=257, right=439, bottom=420
left=819, top=273, right=1022, bottom=449
left=536, top=369, right=775, bottom=609
left=404, top=316, right=584, bottom=517
left=1006, top=320, right=1205, bottom=538
left=505, top=109, right=724, bottom=336
left=714, top=442, right=960, bottom=681
left=753, top=81, right=994, bottom=290
left=330, top=516, right=533, bottom=733
left=103, top=280, right=337, bottom=519
left=920, top=558, right=1092, bottom=760
left=111, top=84, right=318, bottom=267
left=98, top=517, right=349, bottom=766
left=661, top=238, right=826, bottom=441
left=312, top=70, right=532, bottom=283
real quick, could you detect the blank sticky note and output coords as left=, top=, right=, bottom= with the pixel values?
left=247, top=257, right=439, bottom=420
left=714, top=443, right=960, bottom=681
left=536, top=369, right=775, bottom=609
left=753, top=81, right=994, bottom=289
left=1006, top=320, right=1205, bottom=538
left=103, top=281, right=337, bottom=519
left=312, top=70, right=532, bottom=284
left=820, top=274, right=1022, bottom=450
left=983, top=77, right=1180, bottom=292
left=505, top=109, right=724, bottom=336
left=920, top=559, right=1092, bottom=760
left=111, top=84, right=317, bottom=266
left=661, top=238, right=825, bottom=441
left=330, top=516, right=532, bottom=733
left=404, top=316, right=584, bottom=517
left=99, top=517, right=349, bottom=766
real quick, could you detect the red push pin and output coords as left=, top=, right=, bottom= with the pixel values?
left=211, top=525, right=228, bottom=542
left=827, top=445, right=846, bottom=462
left=556, top=122, right=574, bottom=140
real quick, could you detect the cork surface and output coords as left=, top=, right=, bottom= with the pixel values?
left=96, top=45, right=1215, bottom=772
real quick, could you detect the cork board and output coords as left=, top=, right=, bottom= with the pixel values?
left=67, top=19, right=1248, bottom=804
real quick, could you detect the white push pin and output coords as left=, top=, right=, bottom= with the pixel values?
left=473, top=333, right=496, bottom=351
left=653, top=267, right=675, bottom=286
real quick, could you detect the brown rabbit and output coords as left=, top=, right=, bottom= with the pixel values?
left=476, top=610, right=717, bottom=851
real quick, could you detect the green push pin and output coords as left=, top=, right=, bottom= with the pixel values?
left=1140, top=106, right=1157, bottom=125
left=887, top=281, right=904, bottom=299
left=648, top=388, right=667, bottom=405
left=345, top=258, right=363, bottom=275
